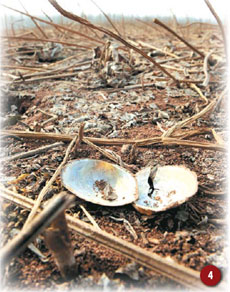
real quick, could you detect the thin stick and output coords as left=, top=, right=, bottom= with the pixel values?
left=1, top=129, right=226, bottom=151
left=80, top=204, right=100, bottom=230
left=0, top=142, right=63, bottom=162
left=22, top=135, right=78, bottom=229
left=0, top=187, right=208, bottom=289
left=0, top=192, right=75, bottom=266
left=19, top=0, right=48, bottom=39
left=1, top=4, right=104, bottom=45
left=202, top=50, right=213, bottom=86
left=162, top=94, right=223, bottom=138
left=204, top=0, right=227, bottom=60
left=153, top=18, right=205, bottom=58
left=211, top=129, right=225, bottom=145
left=90, top=0, right=121, bottom=37
left=42, top=9, right=62, bottom=32
left=48, top=0, right=178, bottom=83
left=13, top=60, right=92, bottom=81
left=38, top=110, right=58, bottom=126
left=12, top=71, right=89, bottom=84
left=190, top=83, right=208, bottom=104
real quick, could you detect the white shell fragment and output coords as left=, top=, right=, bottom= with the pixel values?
left=133, top=165, right=198, bottom=215
left=61, top=159, right=138, bottom=206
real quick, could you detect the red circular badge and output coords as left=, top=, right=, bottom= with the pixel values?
left=200, top=265, right=221, bottom=286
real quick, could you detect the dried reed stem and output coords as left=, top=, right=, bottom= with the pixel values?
left=2, top=4, right=104, bottom=45
left=0, top=142, right=63, bottom=162
left=1, top=129, right=225, bottom=151
left=204, top=0, right=227, bottom=60
left=153, top=18, right=205, bottom=58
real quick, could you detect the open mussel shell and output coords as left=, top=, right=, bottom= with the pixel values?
left=133, top=165, right=198, bottom=215
left=61, top=159, right=138, bottom=206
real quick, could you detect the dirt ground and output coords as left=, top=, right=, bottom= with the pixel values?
left=0, top=14, right=228, bottom=291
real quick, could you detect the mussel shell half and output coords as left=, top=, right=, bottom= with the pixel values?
left=61, top=159, right=138, bottom=206
left=133, top=165, right=198, bottom=215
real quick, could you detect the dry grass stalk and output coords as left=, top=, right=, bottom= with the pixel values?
left=2, top=4, right=104, bottom=45
left=162, top=92, right=224, bottom=138
left=199, top=185, right=225, bottom=196
left=204, top=0, right=227, bottom=60
left=0, top=186, right=207, bottom=289
left=1, top=129, right=225, bottom=152
left=0, top=141, right=63, bottom=162
left=132, top=40, right=179, bottom=58
left=79, top=204, right=101, bottom=230
left=90, top=0, right=122, bottom=37
left=12, top=61, right=91, bottom=81
left=153, top=18, right=205, bottom=58
left=1, top=65, right=46, bottom=72
left=202, top=50, right=213, bottom=86
left=13, top=71, right=88, bottom=84
left=190, top=83, right=208, bottom=104
left=19, top=0, right=48, bottom=39
left=211, top=129, right=225, bottom=145
left=161, top=137, right=225, bottom=152
left=0, top=192, right=75, bottom=266
left=42, top=9, right=62, bottom=32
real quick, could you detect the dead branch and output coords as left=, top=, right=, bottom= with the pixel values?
left=90, top=0, right=122, bottom=37
left=0, top=141, right=63, bottom=162
left=204, top=0, right=227, bottom=60
left=2, top=4, right=104, bottom=45
left=19, top=0, right=48, bottom=39
left=1, top=129, right=225, bottom=152
left=153, top=18, right=205, bottom=58
left=162, top=91, right=225, bottom=138
left=190, top=83, right=208, bottom=104
left=0, top=192, right=75, bottom=266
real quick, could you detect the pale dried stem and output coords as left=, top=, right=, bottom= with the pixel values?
left=90, top=0, right=122, bottom=37
left=0, top=142, right=63, bottom=163
left=153, top=18, right=205, bottom=58
left=80, top=205, right=101, bottom=230
left=2, top=4, right=104, bottom=45
left=190, top=83, right=208, bottom=104
left=162, top=92, right=225, bottom=138
left=1, top=129, right=226, bottom=152
left=19, top=0, right=48, bottom=39
left=202, top=50, right=213, bottom=86
left=204, top=0, right=227, bottom=60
